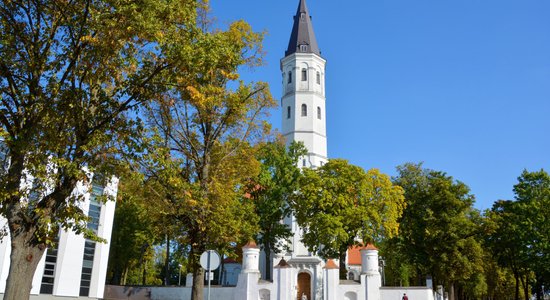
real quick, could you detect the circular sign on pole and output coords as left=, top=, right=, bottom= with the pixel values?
left=200, top=250, right=220, bottom=271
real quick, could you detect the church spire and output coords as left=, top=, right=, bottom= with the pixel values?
left=285, top=0, right=321, bottom=57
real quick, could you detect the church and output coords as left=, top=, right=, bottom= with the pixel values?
left=104, top=1, right=440, bottom=299
left=226, top=0, right=437, bottom=299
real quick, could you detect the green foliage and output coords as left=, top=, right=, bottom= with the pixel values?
left=248, top=140, right=306, bottom=279
left=482, top=250, right=521, bottom=300
left=487, top=169, right=550, bottom=300
left=107, top=170, right=162, bottom=285
left=0, top=0, right=205, bottom=298
left=136, top=10, right=276, bottom=299
left=390, top=163, right=484, bottom=297
left=292, top=159, right=405, bottom=259
left=251, top=140, right=306, bottom=252
left=379, top=240, right=415, bottom=287
left=0, top=0, right=200, bottom=246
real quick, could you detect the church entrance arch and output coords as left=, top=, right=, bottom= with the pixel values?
left=297, top=272, right=311, bottom=300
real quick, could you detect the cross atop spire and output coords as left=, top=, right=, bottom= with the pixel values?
left=285, top=0, right=321, bottom=57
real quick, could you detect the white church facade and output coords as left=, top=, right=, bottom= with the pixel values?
left=110, top=241, right=435, bottom=300
left=252, top=1, right=435, bottom=299
left=269, top=0, right=329, bottom=297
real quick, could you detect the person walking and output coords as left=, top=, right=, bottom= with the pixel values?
left=402, top=293, right=409, bottom=300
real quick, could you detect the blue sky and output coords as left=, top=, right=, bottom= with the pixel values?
left=210, top=0, right=550, bottom=210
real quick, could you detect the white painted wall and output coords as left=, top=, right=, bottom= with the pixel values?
left=89, top=178, right=117, bottom=298
left=380, top=287, right=435, bottom=300
left=281, top=52, right=328, bottom=169
left=52, top=230, right=85, bottom=297
left=149, top=286, right=235, bottom=300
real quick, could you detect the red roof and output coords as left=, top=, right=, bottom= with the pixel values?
left=364, top=243, right=378, bottom=251
left=275, top=258, right=291, bottom=269
left=243, top=240, right=258, bottom=249
left=223, top=258, right=239, bottom=264
left=347, top=246, right=362, bottom=265
left=324, top=259, right=339, bottom=269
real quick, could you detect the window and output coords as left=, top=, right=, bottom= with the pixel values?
left=287, top=106, right=291, bottom=119
left=40, top=234, right=60, bottom=294
left=288, top=71, right=292, bottom=83
left=300, top=44, right=308, bottom=52
left=317, top=107, right=321, bottom=119
left=79, top=241, right=96, bottom=296
left=316, top=72, right=320, bottom=84
left=79, top=184, right=103, bottom=297
left=301, top=104, right=307, bottom=117
left=302, top=159, right=306, bottom=167
left=301, top=68, right=307, bottom=81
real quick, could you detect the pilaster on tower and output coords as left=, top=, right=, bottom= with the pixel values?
left=281, top=0, right=327, bottom=169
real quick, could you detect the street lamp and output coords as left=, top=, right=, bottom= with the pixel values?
left=178, top=264, right=182, bottom=286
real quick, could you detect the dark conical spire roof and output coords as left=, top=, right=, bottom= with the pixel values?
left=285, top=0, right=321, bottom=57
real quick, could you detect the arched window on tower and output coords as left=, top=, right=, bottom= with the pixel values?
left=287, top=106, right=291, bottom=119
left=288, top=71, right=292, bottom=84
left=316, top=72, right=321, bottom=84
left=317, top=107, right=321, bottom=119
left=301, top=104, right=307, bottom=117
left=301, top=68, right=307, bottom=81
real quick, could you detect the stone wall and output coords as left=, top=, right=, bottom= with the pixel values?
left=380, top=287, right=435, bottom=300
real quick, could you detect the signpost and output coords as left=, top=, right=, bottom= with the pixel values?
left=200, top=250, right=220, bottom=300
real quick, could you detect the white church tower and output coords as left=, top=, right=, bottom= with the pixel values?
left=281, top=0, right=327, bottom=169
left=279, top=1, right=327, bottom=299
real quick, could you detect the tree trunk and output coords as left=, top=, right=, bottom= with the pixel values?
left=535, top=275, right=543, bottom=300
left=339, top=250, right=347, bottom=280
left=164, top=234, right=170, bottom=285
left=219, top=255, right=225, bottom=285
left=514, top=270, right=520, bottom=300
left=191, top=267, right=205, bottom=300
left=122, top=266, right=128, bottom=285
left=4, top=233, right=46, bottom=300
left=449, top=283, right=456, bottom=300
left=264, top=249, right=271, bottom=281
left=520, top=272, right=529, bottom=300
left=110, top=266, right=120, bottom=285
left=143, top=262, right=147, bottom=285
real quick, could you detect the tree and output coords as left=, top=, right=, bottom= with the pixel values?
left=481, top=219, right=524, bottom=300
left=485, top=200, right=532, bottom=300
left=488, top=170, right=550, bottom=300
left=0, top=0, right=202, bottom=298
left=248, top=140, right=306, bottom=280
left=139, top=19, right=275, bottom=299
left=513, top=170, right=550, bottom=300
left=107, top=170, right=164, bottom=286
left=292, top=159, right=405, bottom=278
left=391, top=163, right=485, bottom=300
